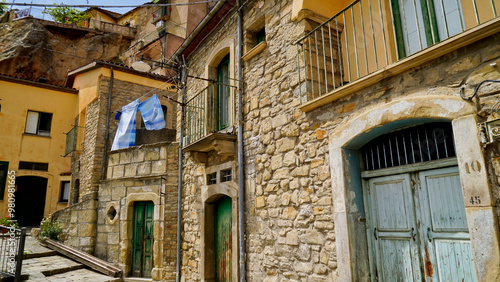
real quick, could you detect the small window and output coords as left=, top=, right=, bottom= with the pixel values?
left=220, top=169, right=232, bottom=183
left=19, top=161, right=49, bottom=171
left=207, top=172, right=217, bottom=185
left=60, top=181, right=70, bottom=202
left=25, top=111, right=52, bottom=136
left=162, top=105, right=168, bottom=126
left=256, top=27, right=266, bottom=44
left=0, top=162, right=9, bottom=200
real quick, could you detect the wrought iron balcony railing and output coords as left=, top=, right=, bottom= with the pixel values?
left=295, top=0, right=500, bottom=103
left=183, top=82, right=236, bottom=147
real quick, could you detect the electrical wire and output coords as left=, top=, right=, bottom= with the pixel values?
left=4, top=0, right=222, bottom=9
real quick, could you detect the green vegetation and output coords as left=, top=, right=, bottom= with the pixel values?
left=43, top=4, right=89, bottom=25
left=0, top=216, right=19, bottom=229
left=40, top=216, right=62, bottom=241
left=0, top=1, right=7, bottom=15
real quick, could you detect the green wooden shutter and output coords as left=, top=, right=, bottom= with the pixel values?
left=217, top=55, right=230, bottom=131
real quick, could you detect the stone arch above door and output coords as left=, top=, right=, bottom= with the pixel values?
left=327, top=94, right=500, bottom=281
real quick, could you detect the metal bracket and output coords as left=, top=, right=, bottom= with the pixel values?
left=478, top=118, right=500, bottom=145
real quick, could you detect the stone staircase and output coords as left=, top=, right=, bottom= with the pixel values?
left=0, top=235, right=121, bottom=281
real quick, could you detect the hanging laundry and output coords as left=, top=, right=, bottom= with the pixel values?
left=138, top=94, right=165, bottom=130
left=111, top=99, right=140, bottom=151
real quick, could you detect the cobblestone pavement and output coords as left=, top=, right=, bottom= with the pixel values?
left=19, top=236, right=121, bottom=281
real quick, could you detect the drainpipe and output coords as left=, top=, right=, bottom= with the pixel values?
left=101, top=66, right=114, bottom=181
left=236, top=0, right=246, bottom=281
left=176, top=62, right=187, bottom=282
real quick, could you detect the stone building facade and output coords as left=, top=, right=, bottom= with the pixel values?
left=173, top=0, right=500, bottom=281
left=53, top=62, right=180, bottom=280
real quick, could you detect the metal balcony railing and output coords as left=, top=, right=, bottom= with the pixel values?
left=295, top=0, right=500, bottom=103
left=183, top=83, right=236, bottom=146
left=0, top=226, right=27, bottom=281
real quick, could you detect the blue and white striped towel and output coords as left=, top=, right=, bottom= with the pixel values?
left=138, top=94, right=165, bottom=130
left=111, top=99, right=140, bottom=151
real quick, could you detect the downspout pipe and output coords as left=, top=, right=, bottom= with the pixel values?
left=101, top=66, right=114, bottom=181
left=236, top=0, right=246, bottom=281
left=176, top=62, right=187, bottom=282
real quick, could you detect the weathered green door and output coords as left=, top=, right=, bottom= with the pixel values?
left=132, top=201, right=154, bottom=277
left=217, top=55, right=230, bottom=131
left=214, top=196, right=232, bottom=281
left=366, top=167, right=476, bottom=281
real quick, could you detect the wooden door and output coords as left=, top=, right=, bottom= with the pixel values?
left=417, top=167, right=476, bottom=281
left=132, top=201, right=154, bottom=277
left=366, top=167, right=476, bottom=281
left=367, top=174, right=422, bottom=281
left=214, top=196, right=232, bottom=282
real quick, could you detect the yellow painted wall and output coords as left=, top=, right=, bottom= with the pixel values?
left=0, top=78, right=78, bottom=222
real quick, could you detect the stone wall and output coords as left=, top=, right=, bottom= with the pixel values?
left=177, top=0, right=500, bottom=281
left=52, top=192, right=98, bottom=254
left=97, top=141, right=179, bottom=280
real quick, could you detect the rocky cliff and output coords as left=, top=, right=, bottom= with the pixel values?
left=0, top=18, right=131, bottom=86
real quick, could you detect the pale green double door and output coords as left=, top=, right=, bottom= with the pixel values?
left=365, top=166, right=476, bottom=281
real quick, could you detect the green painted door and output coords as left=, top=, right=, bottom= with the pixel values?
left=214, top=196, right=232, bottom=282
left=132, top=201, right=154, bottom=277
left=217, top=55, right=230, bottom=131
left=366, top=167, right=476, bottom=281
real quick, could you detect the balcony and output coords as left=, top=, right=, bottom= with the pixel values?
left=183, top=83, right=237, bottom=159
left=152, top=6, right=171, bottom=24
left=295, top=0, right=500, bottom=111
left=64, top=126, right=84, bottom=156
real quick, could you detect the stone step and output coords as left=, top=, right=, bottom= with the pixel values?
left=47, top=268, right=122, bottom=282
left=21, top=255, right=86, bottom=280
left=124, top=278, right=152, bottom=282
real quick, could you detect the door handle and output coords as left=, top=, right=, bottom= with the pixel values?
left=410, top=227, right=416, bottom=241
left=374, top=228, right=378, bottom=240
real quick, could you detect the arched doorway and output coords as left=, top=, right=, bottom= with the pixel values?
left=14, top=176, right=47, bottom=226
left=360, top=122, right=476, bottom=281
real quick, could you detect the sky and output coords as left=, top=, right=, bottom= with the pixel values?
left=8, top=0, right=149, bottom=21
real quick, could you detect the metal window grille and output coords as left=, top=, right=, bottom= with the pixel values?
left=207, top=173, right=217, bottom=185
left=18, top=161, right=49, bottom=171
left=220, top=169, right=232, bottom=183
left=361, top=122, right=456, bottom=171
